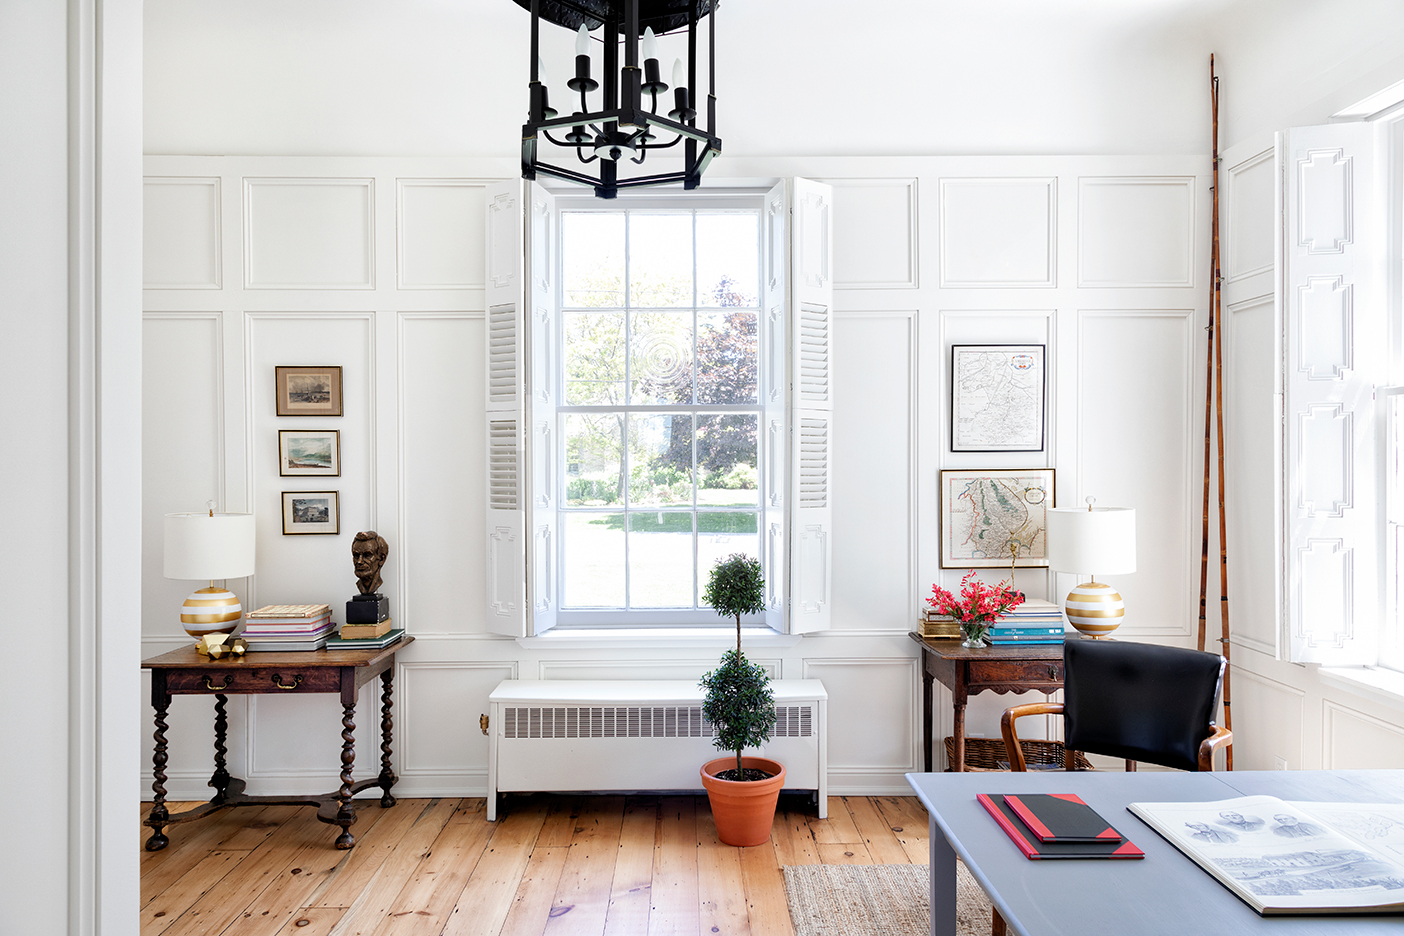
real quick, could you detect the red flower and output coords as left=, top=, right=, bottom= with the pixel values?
left=926, top=570, right=1025, bottom=623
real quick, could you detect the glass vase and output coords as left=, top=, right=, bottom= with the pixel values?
left=960, top=621, right=991, bottom=649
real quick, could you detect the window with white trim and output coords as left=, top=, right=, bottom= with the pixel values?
left=483, top=179, right=835, bottom=637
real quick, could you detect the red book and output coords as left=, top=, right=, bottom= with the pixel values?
left=1004, top=793, right=1124, bottom=843
left=978, top=794, right=1144, bottom=860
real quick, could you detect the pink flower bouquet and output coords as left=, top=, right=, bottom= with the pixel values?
left=927, top=570, right=1025, bottom=648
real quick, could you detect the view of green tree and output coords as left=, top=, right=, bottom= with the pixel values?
left=559, top=211, right=763, bottom=610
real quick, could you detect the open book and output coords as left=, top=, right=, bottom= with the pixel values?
left=1128, top=795, right=1404, bottom=915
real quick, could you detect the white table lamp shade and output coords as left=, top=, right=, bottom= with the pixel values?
left=1046, top=507, right=1136, bottom=576
left=164, top=512, right=256, bottom=581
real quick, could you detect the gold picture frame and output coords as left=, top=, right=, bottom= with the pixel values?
left=279, top=430, right=341, bottom=477
left=282, top=491, right=340, bottom=535
left=275, top=365, right=343, bottom=417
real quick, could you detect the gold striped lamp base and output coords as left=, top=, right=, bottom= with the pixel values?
left=1064, top=581, right=1124, bottom=638
left=181, top=586, right=244, bottom=640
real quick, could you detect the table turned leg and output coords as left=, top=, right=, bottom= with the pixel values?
left=335, top=698, right=357, bottom=848
left=146, top=680, right=171, bottom=851
left=922, top=668, right=935, bottom=773
left=377, top=669, right=397, bottom=808
left=210, top=693, right=232, bottom=801
left=952, top=698, right=967, bottom=773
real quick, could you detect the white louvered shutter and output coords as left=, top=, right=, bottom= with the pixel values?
left=789, top=178, right=834, bottom=634
left=1281, top=123, right=1383, bottom=664
left=485, top=181, right=527, bottom=636
left=761, top=181, right=788, bottom=633
left=526, top=182, right=559, bottom=635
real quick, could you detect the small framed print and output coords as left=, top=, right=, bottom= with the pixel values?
left=940, top=468, right=1055, bottom=569
left=279, top=430, right=340, bottom=477
left=951, top=344, right=1046, bottom=452
left=276, top=365, right=343, bottom=417
left=282, top=491, right=340, bottom=535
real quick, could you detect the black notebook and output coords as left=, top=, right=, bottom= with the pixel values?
left=1003, top=793, right=1124, bottom=843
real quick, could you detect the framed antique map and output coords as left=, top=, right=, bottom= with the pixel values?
left=940, top=468, right=1055, bottom=568
left=951, top=344, right=1045, bottom=452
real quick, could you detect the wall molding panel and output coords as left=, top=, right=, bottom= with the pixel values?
left=819, top=178, right=919, bottom=289
left=939, top=177, right=1056, bottom=288
left=1225, top=148, right=1275, bottom=285
left=1229, top=668, right=1305, bottom=771
left=144, top=177, right=223, bottom=289
left=1323, top=700, right=1404, bottom=769
left=244, top=178, right=376, bottom=289
left=1078, top=176, right=1195, bottom=288
left=396, top=179, right=490, bottom=290
left=1074, top=310, right=1195, bottom=638
left=398, top=661, right=517, bottom=778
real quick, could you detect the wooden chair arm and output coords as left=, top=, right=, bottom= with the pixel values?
left=1198, top=726, right=1233, bottom=772
left=1000, top=703, right=1065, bottom=772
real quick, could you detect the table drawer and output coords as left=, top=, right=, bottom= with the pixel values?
left=967, top=660, right=1063, bottom=686
left=165, top=666, right=341, bottom=694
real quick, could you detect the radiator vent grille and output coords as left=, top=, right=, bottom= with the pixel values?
left=501, top=704, right=813, bottom=740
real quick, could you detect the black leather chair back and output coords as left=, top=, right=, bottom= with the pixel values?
left=1062, top=638, right=1226, bottom=772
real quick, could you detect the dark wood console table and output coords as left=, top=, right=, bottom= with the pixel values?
left=909, top=633, right=1064, bottom=773
left=141, top=638, right=413, bottom=851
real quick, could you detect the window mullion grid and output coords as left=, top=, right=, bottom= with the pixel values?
left=623, top=211, right=633, bottom=611
left=691, top=210, right=701, bottom=609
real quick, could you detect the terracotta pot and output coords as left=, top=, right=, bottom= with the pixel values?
left=700, top=756, right=786, bottom=847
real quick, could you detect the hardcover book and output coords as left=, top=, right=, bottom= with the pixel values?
left=325, top=628, right=405, bottom=651
left=246, top=603, right=332, bottom=621
left=978, top=794, right=1144, bottom=860
left=340, top=617, right=393, bottom=639
left=1003, top=793, right=1124, bottom=843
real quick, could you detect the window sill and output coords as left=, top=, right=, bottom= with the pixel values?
left=1318, top=665, right=1404, bottom=714
left=516, top=626, right=803, bottom=650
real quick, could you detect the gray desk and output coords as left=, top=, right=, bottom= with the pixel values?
left=906, top=769, right=1404, bottom=936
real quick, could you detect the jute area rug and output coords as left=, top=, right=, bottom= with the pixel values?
left=783, top=861, right=992, bottom=936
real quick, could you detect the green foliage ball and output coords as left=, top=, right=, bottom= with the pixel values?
left=702, top=553, right=766, bottom=622
left=700, top=649, right=777, bottom=757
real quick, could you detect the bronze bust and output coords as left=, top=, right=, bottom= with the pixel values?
left=352, top=531, right=389, bottom=596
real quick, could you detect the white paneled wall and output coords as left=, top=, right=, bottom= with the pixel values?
left=144, top=153, right=1213, bottom=798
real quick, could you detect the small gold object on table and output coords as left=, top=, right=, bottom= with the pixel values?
left=918, top=612, right=961, bottom=640
left=197, top=635, right=249, bottom=659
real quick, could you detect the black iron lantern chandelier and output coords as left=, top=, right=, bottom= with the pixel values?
left=516, top=0, right=721, bottom=199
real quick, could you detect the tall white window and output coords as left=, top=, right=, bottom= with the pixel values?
left=556, top=205, right=764, bottom=622
left=484, top=179, right=834, bottom=638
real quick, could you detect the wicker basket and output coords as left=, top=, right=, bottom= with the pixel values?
left=943, top=736, right=1094, bottom=772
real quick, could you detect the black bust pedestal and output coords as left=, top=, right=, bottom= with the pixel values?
left=347, top=593, right=390, bottom=624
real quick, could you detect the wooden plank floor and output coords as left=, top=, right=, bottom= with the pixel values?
left=140, top=794, right=929, bottom=936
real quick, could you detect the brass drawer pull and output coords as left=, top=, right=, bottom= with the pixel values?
left=204, top=674, right=234, bottom=691
left=1048, top=666, right=1059, bottom=680
left=272, top=674, right=303, bottom=690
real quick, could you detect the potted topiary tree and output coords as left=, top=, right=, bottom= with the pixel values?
left=698, top=553, right=784, bottom=846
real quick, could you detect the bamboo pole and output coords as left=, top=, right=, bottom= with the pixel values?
left=1197, top=56, right=1218, bottom=655
left=1210, top=54, right=1233, bottom=769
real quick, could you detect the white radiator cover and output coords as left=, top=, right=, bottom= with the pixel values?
left=486, top=679, right=828, bottom=820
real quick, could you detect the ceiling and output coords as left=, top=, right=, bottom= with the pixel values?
left=143, top=0, right=1404, bottom=157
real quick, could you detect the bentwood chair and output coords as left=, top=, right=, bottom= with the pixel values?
left=1000, top=637, right=1232, bottom=774
left=990, top=639, right=1231, bottom=936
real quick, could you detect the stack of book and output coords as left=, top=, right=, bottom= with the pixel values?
left=325, top=618, right=404, bottom=651
left=917, top=608, right=961, bottom=639
left=989, top=598, right=1067, bottom=646
left=242, top=604, right=336, bottom=651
